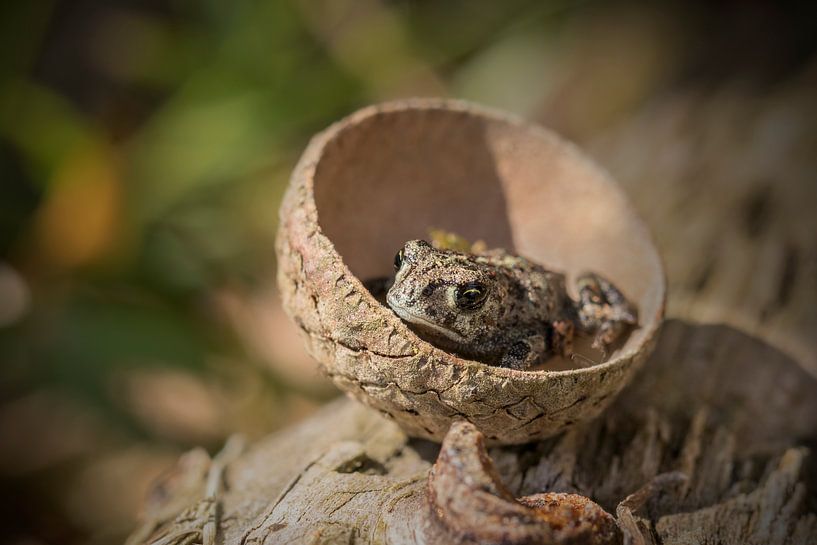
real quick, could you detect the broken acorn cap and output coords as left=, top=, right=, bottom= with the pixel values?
left=276, top=98, right=665, bottom=445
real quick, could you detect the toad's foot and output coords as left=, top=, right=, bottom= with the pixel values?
left=500, top=334, right=547, bottom=370
left=576, top=272, right=638, bottom=353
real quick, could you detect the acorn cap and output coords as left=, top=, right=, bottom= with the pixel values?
left=276, top=98, right=665, bottom=445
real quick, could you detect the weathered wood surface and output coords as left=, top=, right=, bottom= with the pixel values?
left=127, top=320, right=817, bottom=544
left=587, top=73, right=817, bottom=375
left=127, top=78, right=817, bottom=544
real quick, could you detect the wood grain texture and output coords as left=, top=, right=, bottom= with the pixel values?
left=127, top=320, right=817, bottom=544
left=587, top=74, right=817, bottom=375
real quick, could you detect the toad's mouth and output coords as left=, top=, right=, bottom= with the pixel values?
left=386, top=298, right=466, bottom=344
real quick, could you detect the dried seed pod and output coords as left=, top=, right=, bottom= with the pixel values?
left=276, top=98, right=664, bottom=444
left=426, top=421, right=621, bottom=545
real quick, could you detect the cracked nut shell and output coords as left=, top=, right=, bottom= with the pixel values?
left=426, top=421, right=621, bottom=545
left=276, top=98, right=665, bottom=445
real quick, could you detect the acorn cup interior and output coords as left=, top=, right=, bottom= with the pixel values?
left=277, top=99, right=665, bottom=445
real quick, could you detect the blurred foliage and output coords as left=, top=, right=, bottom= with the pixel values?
left=0, top=0, right=814, bottom=543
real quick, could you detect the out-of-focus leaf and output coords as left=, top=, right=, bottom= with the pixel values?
left=451, top=28, right=557, bottom=116
left=399, top=0, right=571, bottom=67
left=0, top=292, right=216, bottom=412
left=32, top=142, right=123, bottom=269
left=0, top=81, right=93, bottom=183
left=297, top=0, right=445, bottom=97
left=126, top=92, right=277, bottom=221
left=124, top=1, right=363, bottom=223
left=86, top=9, right=207, bottom=90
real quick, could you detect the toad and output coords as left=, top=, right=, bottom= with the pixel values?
left=386, top=240, right=637, bottom=370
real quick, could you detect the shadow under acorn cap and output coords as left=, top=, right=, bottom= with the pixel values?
left=275, top=98, right=665, bottom=445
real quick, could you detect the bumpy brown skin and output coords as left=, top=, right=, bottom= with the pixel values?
left=386, top=240, right=637, bottom=370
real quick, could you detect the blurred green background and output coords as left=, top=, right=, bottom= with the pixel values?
left=0, top=1, right=814, bottom=543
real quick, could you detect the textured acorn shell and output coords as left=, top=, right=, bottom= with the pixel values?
left=276, top=99, right=665, bottom=445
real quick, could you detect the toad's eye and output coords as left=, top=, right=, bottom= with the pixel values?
left=394, top=249, right=405, bottom=271
left=455, top=282, right=489, bottom=310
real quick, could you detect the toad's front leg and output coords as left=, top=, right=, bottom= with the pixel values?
left=575, top=272, right=638, bottom=353
left=500, top=334, right=547, bottom=370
